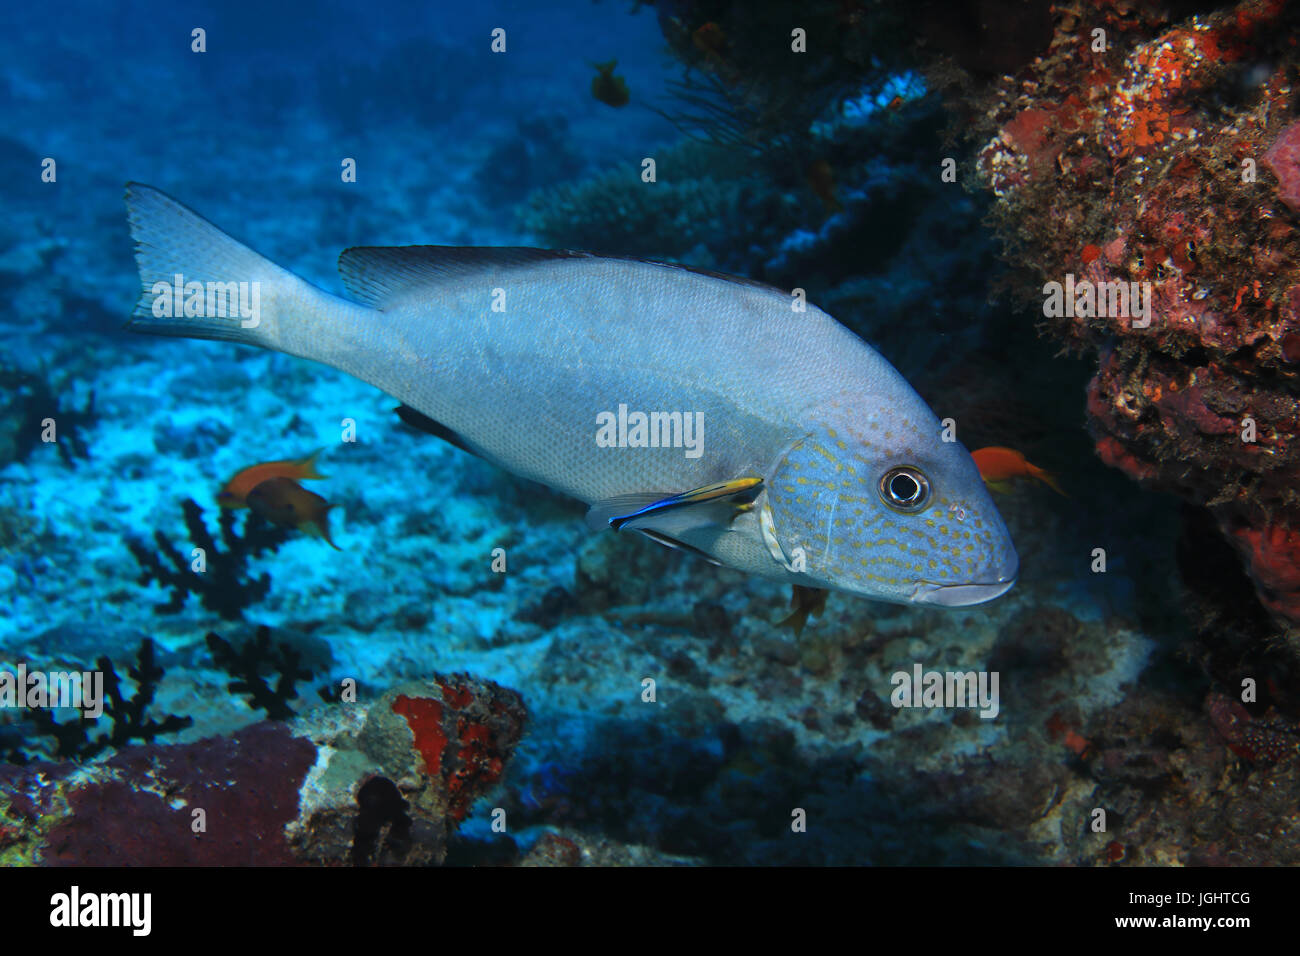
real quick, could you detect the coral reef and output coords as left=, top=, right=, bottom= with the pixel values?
left=384, top=676, right=527, bottom=825
left=14, top=638, right=192, bottom=763
left=205, top=626, right=315, bottom=721
left=512, top=2, right=1038, bottom=408
left=520, top=139, right=766, bottom=263
left=957, top=0, right=1300, bottom=635
left=126, top=498, right=291, bottom=620
left=14, top=0, right=1300, bottom=869
left=1207, top=691, right=1300, bottom=764
left=0, top=361, right=94, bottom=467
left=651, top=0, right=912, bottom=151
left=0, top=675, right=526, bottom=866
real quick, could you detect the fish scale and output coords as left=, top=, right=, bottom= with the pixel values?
left=124, top=183, right=1018, bottom=607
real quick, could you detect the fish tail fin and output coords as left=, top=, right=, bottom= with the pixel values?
left=124, top=182, right=308, bottom=350
left=310, top=505, right=341, bottom=551
left=1031, top=466, right=1068, bottom=497
left=297, top=447, right=329, bottom=481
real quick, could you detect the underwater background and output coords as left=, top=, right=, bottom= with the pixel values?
left=1, top=0, right=1299, bottom=866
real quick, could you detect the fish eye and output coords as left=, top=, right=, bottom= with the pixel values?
left=879, top=466, right=930, bottom=513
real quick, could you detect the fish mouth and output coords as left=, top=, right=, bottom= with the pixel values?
left=910, top=575, right=1017, bottom=606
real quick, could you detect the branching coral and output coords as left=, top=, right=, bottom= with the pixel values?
left=20, top=638, right=192, bottom=762
left=205, top=626, right=314, bottom=721
left=0, top=361, right=95, bottom=467
left=126, top=498, right=291, bottom=620
left=519, top=139, right=766, bottom=262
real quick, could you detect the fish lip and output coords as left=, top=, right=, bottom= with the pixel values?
left=910, top=575, right=1017, bottom=606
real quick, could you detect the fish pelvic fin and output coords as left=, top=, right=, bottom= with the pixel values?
left=777, top=585, right=828, bottom=638
left=586, top=476, right=763, bottom=533
left=637, top=529, right=723, bottom=566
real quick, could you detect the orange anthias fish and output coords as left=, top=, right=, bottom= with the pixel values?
left=971, top=446, right=1067, bottom=496
left=246, top=476, right=339, bottom=549
left=218, top=450, right=326, bottom=508
left=590, top=60, right=630, bottom=108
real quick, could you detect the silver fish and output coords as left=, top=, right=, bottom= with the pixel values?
left=124, top=183, right=1018, bottom=607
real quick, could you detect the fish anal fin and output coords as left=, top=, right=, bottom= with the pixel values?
left=394, top=405, right=481, bottom=459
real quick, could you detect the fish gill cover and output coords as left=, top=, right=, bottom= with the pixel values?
left=0, top=0, right=1297, bottom=882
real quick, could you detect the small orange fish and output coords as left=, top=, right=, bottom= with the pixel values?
left=591, top=60, right=629, bottom=108
left=218, top=450, right=326, bottom=508
left=246, top=476, right=339, bottom=549
left=971, top=446, right=1066, bottom=496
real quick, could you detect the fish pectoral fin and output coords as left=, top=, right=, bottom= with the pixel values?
left=636, top=529, right=723, bottom=566
left=586, top=476, right=763, bottom=533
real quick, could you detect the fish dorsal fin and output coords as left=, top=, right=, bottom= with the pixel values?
left=340, top=245, right=792, bottom=310
left=338, top=246, right=594, bottom=310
